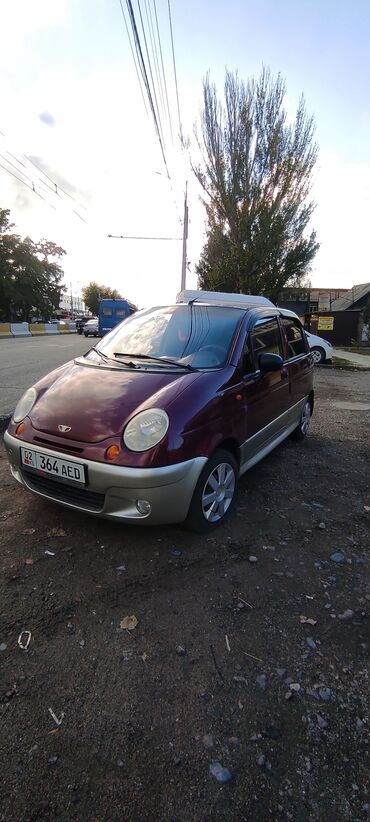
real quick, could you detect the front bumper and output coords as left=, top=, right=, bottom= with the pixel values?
left=4, top=431, right=206, bottom=525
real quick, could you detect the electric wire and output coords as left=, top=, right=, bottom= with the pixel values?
left=136, top=0, right=165, bottom=148
left=144, top=0, right=165, bottom=121
left=0, top=160, right=53, bottom=206
left=1, top=128, right=89, bottom=222
left=167, top=0, right=183, bottom=145
left=153, top=0, right=174, bottom=143
left=125, top=0, right=170, bottom=177
left=107, top=233, right=181, bottom=239
left=118, top=0, right=149, bottom=117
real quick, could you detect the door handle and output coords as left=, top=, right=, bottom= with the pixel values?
left=281, top=368, right=289, bottom=380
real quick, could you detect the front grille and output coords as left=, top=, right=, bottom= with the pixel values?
left=21, top=470, right=105, bottom=512
left=33, top=436, right=84, bottom=453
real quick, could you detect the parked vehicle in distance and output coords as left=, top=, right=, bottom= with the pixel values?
left=98, top=298, right=137, bottom=336
left=305, top=330, right=333, bottom=364
left=4, top=290, right=314, bottom=532
left=76, top=316, right=92, bottom=335
left=83, top=318, right=99, bottom=337
left=278, top=308, right=333, bottom=364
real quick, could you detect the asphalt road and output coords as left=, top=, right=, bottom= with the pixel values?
left=0, top=334, right=90, bottom=417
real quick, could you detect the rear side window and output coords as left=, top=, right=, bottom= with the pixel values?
left=243, top=318, right=283, bottom=373
left=251, top=319, right=283, bottom=364
left=281, top=318, right=307, bottom=358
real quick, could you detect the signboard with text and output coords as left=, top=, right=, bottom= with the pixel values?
left=318, top=316, right=334, bottom=331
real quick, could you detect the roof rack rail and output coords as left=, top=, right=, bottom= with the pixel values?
left=176, top=289, right=274, bottom=308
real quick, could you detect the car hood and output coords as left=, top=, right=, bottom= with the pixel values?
left=29, top=359, right=200, bottom=443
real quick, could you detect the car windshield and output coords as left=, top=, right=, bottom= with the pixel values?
left=94, top=304, right=244, bottom=369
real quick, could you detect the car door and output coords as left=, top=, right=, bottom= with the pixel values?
left=279, top=315, right=313, bottom=408
left=239, top=317, right=291, bottom=471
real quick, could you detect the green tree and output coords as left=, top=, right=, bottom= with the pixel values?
left=0, top=209, right=66, bottom=321
left=81, top=282, right=124, bottom=315
left=193, top=69, right=319, bottom=300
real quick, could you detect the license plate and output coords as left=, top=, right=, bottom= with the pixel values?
left=21, top=447, right=85, bottom=486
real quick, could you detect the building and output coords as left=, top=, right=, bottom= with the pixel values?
left=57, top=294, right=86, bottom=317
left=309, top=283, right=370, bottom=346
left=277, top=287, right=349, bottom=320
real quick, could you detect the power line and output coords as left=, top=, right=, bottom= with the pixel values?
left=153, top=0, right=174, bottom=143
left=107, top=233, right=181, bottom=240
left=144, top=0, right=166, bottom=123
left=167, top=0, right=183, bottom=145
left=136, top=0, right=165, bottom=149
left=118, top=0, right=149, bottom=118
left=0, top=160, right=53, bottom=206
left=0, top=128, right=89, bottom=223
left=125, top=0, right=170, bottom=177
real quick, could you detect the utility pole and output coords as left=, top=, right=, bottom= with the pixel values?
left=70, top=281, right=73, bottom=318
left=180, top=182, right=188, bottom=292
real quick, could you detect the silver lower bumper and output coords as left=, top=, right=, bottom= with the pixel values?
left=3, top=431, right=207, bottom=525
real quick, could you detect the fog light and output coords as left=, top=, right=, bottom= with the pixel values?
left=16, top=422, right=26, bottom=436
left=105, top=444, right=120, bottom=461
left=136, top=499, right=151, bottom=516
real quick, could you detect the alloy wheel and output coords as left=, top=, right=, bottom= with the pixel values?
left=201, top=461, right=236, bottom=522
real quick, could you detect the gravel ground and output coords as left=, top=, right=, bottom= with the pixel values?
left=0, top=367, right=369, bottom=822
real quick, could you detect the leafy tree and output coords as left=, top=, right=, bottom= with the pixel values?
left=81, top=282, right=124, bottom=315
left=0, top=209, right=66, bottom=321
left=193, top=69, right=319, bottom=300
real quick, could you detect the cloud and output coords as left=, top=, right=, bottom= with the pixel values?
left=39, top=111, right=56, bottom=127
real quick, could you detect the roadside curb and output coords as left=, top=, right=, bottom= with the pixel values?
left=0, top=414, right=11, bottom=434
left=0, top=331, right=77, bottom=340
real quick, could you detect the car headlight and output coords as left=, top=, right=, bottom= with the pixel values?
left=123, top=408, right=169, bottom=452
left=13, top=387, right=37, bottom=423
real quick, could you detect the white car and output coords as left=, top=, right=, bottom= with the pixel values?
left=278, top=308, right=333, bottom=364
left=305, top=330, right=333, bottom=364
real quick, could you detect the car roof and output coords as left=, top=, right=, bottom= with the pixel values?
left=176, top=289, right=274, bottom=309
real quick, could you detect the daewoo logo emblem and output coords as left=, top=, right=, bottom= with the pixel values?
left=58, top=424, right=71, bottom=433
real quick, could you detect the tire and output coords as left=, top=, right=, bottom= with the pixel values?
left=84, top=332, right=88, bottom=337
left=311, top=346, right=325, bottom=365
left=291, top=398, right=312, bottom=441
left=186, top=448, right=238, bottom=533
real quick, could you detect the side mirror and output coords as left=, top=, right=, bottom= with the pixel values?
left=259, top=352, right=283, bottom=372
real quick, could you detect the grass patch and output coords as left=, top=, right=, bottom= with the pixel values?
left=333, top=357, right=370, bottom=371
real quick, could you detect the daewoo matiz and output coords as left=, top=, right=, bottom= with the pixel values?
left=4, top=291, right=314, bottom=532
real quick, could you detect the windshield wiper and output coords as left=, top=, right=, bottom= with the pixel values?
left=85, top=347, right=110, bottom=362
left=113, top=352, right=195, bottom=371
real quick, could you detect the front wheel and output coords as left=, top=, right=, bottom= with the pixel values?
left=291, top=399, right=312, bottom=441
left=186, top=448, right=238, bottom=533
left=311, top=346, right=325, bottom=364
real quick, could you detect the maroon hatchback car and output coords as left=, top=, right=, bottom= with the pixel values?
left=4, top=291, right=314, bottom=531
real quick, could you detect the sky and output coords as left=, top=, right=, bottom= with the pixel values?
left=0, top=0, right=369, bottom=309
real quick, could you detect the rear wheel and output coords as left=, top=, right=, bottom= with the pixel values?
left=84, top=332, right=88, bottom=337
left=311, top=346, right=325, bottom=364
left=291, top=399, right=311, bottom=441
left=186, top=448, right=238, bottom=533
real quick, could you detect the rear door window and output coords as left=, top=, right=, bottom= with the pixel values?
left=250, top=318, right=283, bottom=370
left=281, top=317, right=308, bottom=358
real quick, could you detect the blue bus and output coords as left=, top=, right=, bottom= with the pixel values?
left=98, top=298, right=137, bottom=336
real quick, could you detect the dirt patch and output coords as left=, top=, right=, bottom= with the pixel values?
left=0, top=369, right=369, bottom=821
